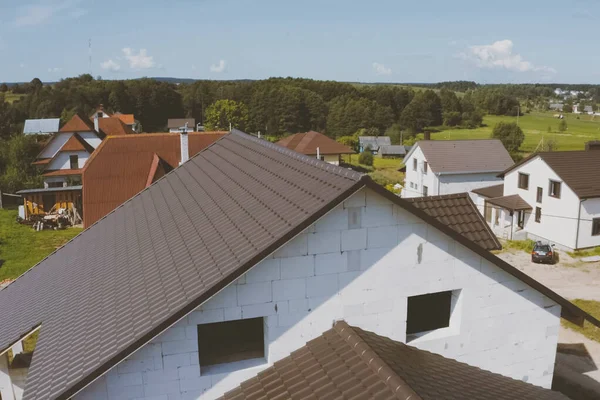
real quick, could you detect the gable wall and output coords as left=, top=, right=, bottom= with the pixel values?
left=38, top=133, right=72, bottom=159
left=47, top=151, right=90, bottom=170
left=76, top=188, right=561, bottom=400
left=402, top=146, right=437, bottom=198
left=78, top=132, right=102, bottom=149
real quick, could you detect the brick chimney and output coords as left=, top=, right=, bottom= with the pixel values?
left=179, top=123, right=189, bottom=165
left=423, top=131, right=431, bottom=141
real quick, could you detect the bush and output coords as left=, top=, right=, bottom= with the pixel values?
left=358, top=150, right=374, bottom=166
left=491, top=121, right=524, bottom=153
left=558, top=119, right=567, bottom=132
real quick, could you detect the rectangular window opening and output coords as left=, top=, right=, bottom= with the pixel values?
left=423, top=185, right=428, bottom=197
left=197, top=318, right=265, bottom=368
left=69, top=155, right=79, bottom=170
left=592, top=218, right=600, bottom=236
left=413, top=158, right=417, bottom=171
left=536, top=187, right=543, bottom=203
left=535, top=207, right=542, bottom=223
left=549, top=180, right=561, bottom=198
left=423, top=161, right=428, bottom=174
left=406, top=290, right=461, bottom=341
left=518, top=173, right=529, bottom=190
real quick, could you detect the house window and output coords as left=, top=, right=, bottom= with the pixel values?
left=423, top=161, right=428, bottom=174
left=518, top=173, right=529, bottom=190
left=423, top=186, right=428, bottom=197
left=97, top=112, right=103, bottom=119
left=413, top=158, right=417, bottom=171
left=47, top=182, right=63, bottom=188
left=197, top=318, right=265, bottom=367
left=549, top=180, right=561, bottom=198
left=535, top=207, right=542, bottom=223
left=407, top=291, right=452, bottom=335
left=69, top=155, right=78, bottom=170
left=592, top=218, right=600, bottom=236
left=536, top=187, right=543, bottom=203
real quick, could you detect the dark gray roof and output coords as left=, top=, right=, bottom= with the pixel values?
left=472, top=184, right=504, bottom=198
left=221, top=321, right=569, bottom=400
left=359, top=136, right=391, bottom=149
left=411, top=140, right=514, bottom=174
left=378, top=145, right=406, bottom=155
left=167, top=118, right=196, bottom=129
left=0, top=131, right=596, bottom=399
left=23, top=119, right=60, bottom=135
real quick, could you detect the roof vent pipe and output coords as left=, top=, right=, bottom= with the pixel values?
left=316, top=147, right=320, bottom=160
left=180, top=123, right=189, bottom=165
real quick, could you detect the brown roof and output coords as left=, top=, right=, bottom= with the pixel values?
left=487, top=194, right=532, bottom=211
left=31, top=158, right=51, bottom=166
left=406, top=193, right=502, bottom=251
left=221, top=321, right=569, bottom=400
left=472, top=183, right=504, bottom=198
left=167, top=118, right=195, bottom=129
left=42, top=169, right=82, bottom=177
left=82, top=132, right=226, bottom=227
left=113, top=112, right=135, bottom=125
left=501, top=151, right=600, bottom=199
left=0, top=130, right=596, bottom=400
left=276, top=131, right=355, bottom=155
left=59, top=113, right=96, bottom=132
left=412, top=140, right=514, bottom=174
left=59, top=133, right=95, bottom=153
left=97, top=118, right=135, bottom=136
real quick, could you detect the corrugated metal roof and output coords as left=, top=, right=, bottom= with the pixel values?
left=358, top=136, right=391, bottom=149
left=221, top=321, right=569, bottom=400
left=406, top=193, right=502, bottom=251
left=414, top=140, right=514, bottom=174
left=379, top=145, right=407, bottom=155
left=276, top=131, right=354, bottom=155
left=23, top=119, right=60, bottom=135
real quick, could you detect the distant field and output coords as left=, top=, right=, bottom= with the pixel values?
left=432, top=112, right=600, bottom=152
left=3, top=92, right=24, bottom=103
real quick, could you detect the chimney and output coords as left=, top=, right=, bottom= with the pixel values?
left=93, top=114, right=99, bottom=132
left=423, top=131, right=431, bottom=141
left=179, top=123, right=189, bottom=165
left=586, top=141, right=600, bottom=151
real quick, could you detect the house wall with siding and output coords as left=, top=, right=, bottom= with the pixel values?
left=75, top=187, right=561, bottom=400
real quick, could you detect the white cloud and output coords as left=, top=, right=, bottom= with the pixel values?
left=460, top=39, right=556, bottom=73
left=122, top=48, right=155, bottom=69
left=48, top=67, right=62, bottom=73
left=14, top=0, right=85, bottom=27
left=101, top=59, right=121, bottom=72
left=210, top=60, right=226, bottom=73
left=372, top=62, right=392, bottom=76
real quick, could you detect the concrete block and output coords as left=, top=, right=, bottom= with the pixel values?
left=367, top=226, right=398, bottom=249
left=189, top=352, right=199, bottom=366
left=188, top=309, right=224, bottom=325
left=201, top=285, right=237, bottom=310
left=106, top=371, right=142, bottom=388
left=107, top=384, right=144, bottom=400
left=366, top=188, right=392, bottom=206
left=155, top=327, right=186, bottom=343
left=307, top=274, right=339, bottom=298
left=117, top=358, right=158, bottom=374
left=178, top=365, right=201, bottom=380
left=129, top=343, right=162, bottom=361
left=314, top=206, right=348, bottom=232
left=237, top=281, right=272, bottom=305
left=185, top=326, right=198, bottom=340
left=280, top=255, right=315, bottom=279
left=347, top=250, right=361, bottom=271
left=343, top=189, right=366, bottom=208
left=245, top=258, right=280, bottom=283
left=364, top=299, right=393, bottom=315
left=278, top=312, right=309, bottom=327
left=315, top=253, right=347, bottom=275
left=142, top=368, right=179, bottom=385
left=161, top=339, right=197, bottom=356
left=288, top=298, right=309, bottom=313
left=362, top=205, right=395, bottom=228
left=241, top=303, right=276, bottom=319
left=273, top=233, right=308, bottom=258
left=360, top=247, right=390, bottom=271
left=343, top=304, right=364, bottom=317
left=178, top=376, right=212, bottom=392
left=223, top=307, right=242, bottom=321
left=347, top=207, right=362, bottom=229
left=341, top=229, right=367, bottom=251
left=275, top=301, right=289, bottom=315
left=307, top=231, right=341, bottom=255
left=143, top=381, right=181, bottom=396
left=163, top=353, right=191, bottom=370
left=394, top=205, right=422, bottom=225
left=273, top=278, right=306, bottom=301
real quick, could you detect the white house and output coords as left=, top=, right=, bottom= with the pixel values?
left=0, top=131, right=595, bottom=400
left=472, top=148, right=600, bottom=250
left=402, top=140, right=514, bottom=199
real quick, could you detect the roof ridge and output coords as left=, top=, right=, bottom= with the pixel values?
left=333, top=321, right=422, bottom=400
left=231, top=129, right=363, bottom=181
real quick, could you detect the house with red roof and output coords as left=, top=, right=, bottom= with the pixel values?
left=276, top=131, right=354, bottom=165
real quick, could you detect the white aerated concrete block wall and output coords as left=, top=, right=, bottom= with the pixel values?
left=76, top=188, right=561, bottom=400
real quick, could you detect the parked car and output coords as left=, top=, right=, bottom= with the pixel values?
left=531, top=242, right=557, bottom=264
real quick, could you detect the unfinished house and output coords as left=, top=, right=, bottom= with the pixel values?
left=0, top=131, right=597, bottom=400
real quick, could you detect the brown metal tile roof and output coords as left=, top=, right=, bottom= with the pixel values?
left=59, top=113, right=96, bottom=132
left=0, top=130, right=596, bottom=400
left=221, top=321, right=570, bottom=400
left=487, top=194, right=532, bottom=211
left=82, top=132, right=226, bottom=227
left=31, top=158, right=51, bottom=166
left=472, top=183, right=504, bottom=198
left=413, top=140, right=514, bottom=174
left=405, top=193, right=502, bottom=251
left=501, top=151, right=600, bottom=199
left=59, top=133, right=95, bottom=153
left=276, top=131, right=355, bottom=156
left=97, top=117, right=135, bottom=136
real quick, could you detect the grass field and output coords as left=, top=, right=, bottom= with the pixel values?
left=0, top=209, right=82, bottom=281
left=432, top=112, right=600, bottom=152
left=562, top=299, right=600, bottom=342
left=343, top=155, right=404, bottom=185
left=3, top=91, right=25, bottom=104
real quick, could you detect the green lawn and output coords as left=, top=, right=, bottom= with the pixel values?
left=562, top=299, right=600, bottom=342
left=432, top=112, right=600, bottom=152
left=0, top=209, right=82, bottom=281
left=3, top=91, right=25, bottom=104
left=343, top=155, right=404, bottom=186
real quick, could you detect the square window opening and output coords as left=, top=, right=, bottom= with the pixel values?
left=197, top=318, right=265, bottom=369
left=518, top=173, right=529, bottom=190
left=406, top=289, right=462, bottom=342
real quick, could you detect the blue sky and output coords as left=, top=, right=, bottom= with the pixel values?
left=1, top=0, right=600, bottom=83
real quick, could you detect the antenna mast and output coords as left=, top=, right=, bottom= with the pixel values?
left=89, top=38, right=92, bottom=76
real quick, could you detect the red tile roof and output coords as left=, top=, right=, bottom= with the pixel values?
left=113, top=113, right=135, bottom=125
left=42, top=169, right=83, bottom=177
left=60, top=113, right=96, bottom=132
left=97, top=117, right=135, bottom=136
left=82, top=132, right=226, bottom=227
left=59, top=133, right=95, bottom=153
left=222, top=321, right=569, bottom=400
left=276, top=131, right=354, bottom=155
